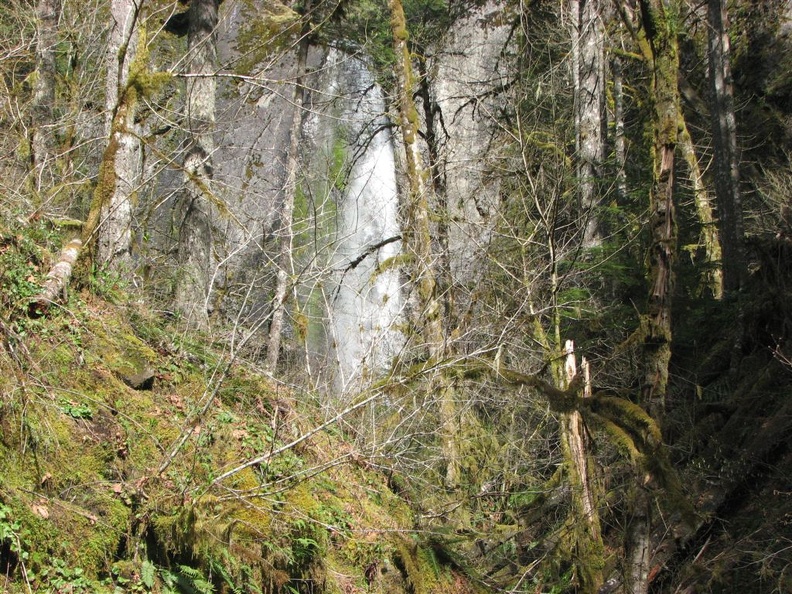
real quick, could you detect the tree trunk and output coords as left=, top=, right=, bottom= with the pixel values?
left=708, top=0, right=745, bottom=296
left=573, top=0, right=606, bottom=248
left=415, top=55, right=456, bottom=336
left=29, top=0, right=61, bottom=199
left=559, top=341, right=604, bottom=592
left=81, top=0, right=142, bottom=270
left=389, top=0, right=461, bottom=487
left=639, top=0, right=679, bottom=423
left=613, top=55, right=627, bottom=201
left=95, top=0, right=141, bottom=271
left=265, top=13, right=310, bottom=374
left=29, top=238, right=82, bottom=316
left=173, top=0, right=219, bottom=328
left=678, top=116, right=723, bottom=298
left=630, top=2, right=682, bottom=591
left=627, top=488, right=652, bottom=594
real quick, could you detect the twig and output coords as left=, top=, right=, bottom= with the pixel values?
left=205, top=391, right=382, bottom=488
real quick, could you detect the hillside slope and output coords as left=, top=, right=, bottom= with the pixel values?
left=0, top=221, right=480, bottom=594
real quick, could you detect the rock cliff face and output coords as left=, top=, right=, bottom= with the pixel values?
left=145, top=3, right=510, bottom=391
left=432, top=3, right=509, bottom=297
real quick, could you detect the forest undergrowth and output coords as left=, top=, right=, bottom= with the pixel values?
left=1, top=214, right=791, bottom=593
left=0, top=218, right=485, bottom=594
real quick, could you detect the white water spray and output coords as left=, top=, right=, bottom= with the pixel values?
left=304, top=50, right=404, bottom=394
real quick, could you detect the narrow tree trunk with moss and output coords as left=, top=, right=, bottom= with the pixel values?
left=639, top=0, right=679, bottom=426
left=95, top=0, right=141, bottom=271
left=173, top=0, right=219, bottom=328
left=265, top=14, right=310, bottom=374
left=29, top=0, right=61, bottom=199
left=415, top=55, right=455, bottom=335
left=678, top=116, right=723, bottom=298
left=559, top=341, right=604, bottom=592
left=708, top=0, right=745, bottom=296
left=81, top=0, right=142, bottom=269
left=530, top=302, right=604, bottom=591
left=389, top=0, right=461, bottom=487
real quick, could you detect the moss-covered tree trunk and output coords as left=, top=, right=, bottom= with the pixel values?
left=631, top=1, right=682, bottom=591
left=389, top=0, right=461, bottom=487
left=95, top=0, right=141, bottom=271
left=558, top=341, right=604, bottom=593
left=29, top=0, right=61, bottom=199
left=638, top=0, right=679, bottom=428
left=678, top=116, right=723, bottom=298
left=708, top=0, right=745, bottom=296
left=415, top=55, right=456, bottom=337
left=173, top=0, right=219, bottom=328
left=265, top=9, right=310, bottom=374
left=81, top=0, right=142, bottom=272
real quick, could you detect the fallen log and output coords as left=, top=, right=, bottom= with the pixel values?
left=28, top=238, right=82, bottom=317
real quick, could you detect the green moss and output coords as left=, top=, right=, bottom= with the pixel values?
left=233, top=1, right=300, bottom=74
left=0, top=223, right=484, bottom=594
left=330, top=135, right=349, bottom=192
left=388, top=533, right=472, bottom=594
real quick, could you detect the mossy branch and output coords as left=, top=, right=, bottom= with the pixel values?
left=449, top=357, right=584, bottom=413
left=373, top=253, right=412, bottom=278
left=589, top=414, right=643, bottom=463
left=587, top=395, right=663, bottom=449
left=419, top=355, right=685, bottom=491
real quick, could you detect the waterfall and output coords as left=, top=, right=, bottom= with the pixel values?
left=302, top=50, right=404, bottom=394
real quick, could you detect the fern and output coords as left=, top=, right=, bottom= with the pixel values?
left=141, top=560, right=156, bottom=590
left=177, top=565, right=202, bottom=579
left=209, top=556, right=244, bottom=594
left=159, top=567, right=178, bottom=588
left=177, top=565, right=215, bottom=594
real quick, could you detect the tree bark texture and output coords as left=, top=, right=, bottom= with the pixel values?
left=29, top=238, right=82, bottom=316
left=631, top=2, right=682, bottom=591
left=389, top=0, right=461, bottom=487
left=639, top=0, right=679, bottom=422
left=559, top=341, right=604, bottom=592
left=708, top=0, right=745, bottom=295
left=678, top=116, right=723, bottom=298
left=613, top=56, right=627, bottom=202
left=95, top=0, right=142, bottom=271
left=265, top=14, right=310, bottom=374
left=174, top=0, right=219, bottom=328
left=627, top=489, right=652, bottom=594
left=30, top=0, right=61, bottom=197
left=572, top=0, right=606, bottom=248
left=416, top=56, right=455, bottom=336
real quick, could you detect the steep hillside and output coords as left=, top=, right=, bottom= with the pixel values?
left=0, top=221, right=481, bottom=594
